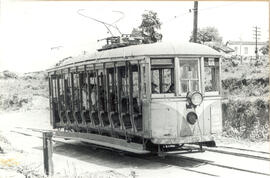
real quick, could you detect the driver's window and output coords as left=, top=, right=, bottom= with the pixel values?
left=151, top=59, right=174, bottom=94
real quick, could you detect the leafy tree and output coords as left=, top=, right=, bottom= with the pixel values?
left=259, top=42, right=269, bottom=55
left=131, top=10, right=162, bottom=44
left=190, top=26, right=222, bottom=44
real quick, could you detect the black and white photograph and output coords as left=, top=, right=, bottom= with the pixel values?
left=0, top=1, right=269, bottom=177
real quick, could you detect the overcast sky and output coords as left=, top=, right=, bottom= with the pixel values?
left=0, top=1, right=269, bottom=73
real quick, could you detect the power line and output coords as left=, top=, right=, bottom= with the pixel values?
left=133, top=2, right=240, bottom=30
left=198, top=2, right=239, bottom=12
left=77, top=2, right=240, bottom=36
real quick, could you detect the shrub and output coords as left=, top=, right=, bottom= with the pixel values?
left=222, top=99, right=269, bottom=141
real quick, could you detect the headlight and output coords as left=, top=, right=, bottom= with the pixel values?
left=190, top=92, right=203, bottom=106
left=187, top=111, right=198, bottom=125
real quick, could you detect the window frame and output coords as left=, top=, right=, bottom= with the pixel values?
left=150, top=58, right=175, bottom=98
left=202, top=57, right=222, bottom=96
left=203, top=57, right=221, bottom=96
left=178, top=58, right=201, bottom=96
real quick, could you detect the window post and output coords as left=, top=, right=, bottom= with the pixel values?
left=199, top=57, right=204, bottom=94
left=174, top=57, right=180, bottom=96
left=145, top=57, right=151, bottom=101
left=218, top=58, right=222, bottom=95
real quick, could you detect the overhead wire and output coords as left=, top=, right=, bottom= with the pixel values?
left=76, top=2, right=240, bottom=35
left=138, top=2, right=241, bottom=30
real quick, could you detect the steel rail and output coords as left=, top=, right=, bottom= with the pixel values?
left=173, top=155, right=270, bottom=177
left=185, top=145, right=270, bottom=161
left=205, top=148, right=270, bottom=161
left=217, top=145, right=270, bottom=155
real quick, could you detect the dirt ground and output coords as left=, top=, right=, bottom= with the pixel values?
left=0, top=110, right=269, bottom=178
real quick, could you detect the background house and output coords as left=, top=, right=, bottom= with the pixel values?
left=227, top=41, right=267, bottom=57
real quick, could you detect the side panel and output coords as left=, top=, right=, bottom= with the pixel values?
left=151, top=101, right=178, bottom=138
left=202, top=100, right=211, bottom=135
left=203, top=98, right=222, bottom=134
left=142, top=99, right=151, bottom=137
left=211, top=102, right=222, bottom=134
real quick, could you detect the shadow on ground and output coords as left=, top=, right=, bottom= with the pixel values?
left=34, top=141, right=209, bottom=170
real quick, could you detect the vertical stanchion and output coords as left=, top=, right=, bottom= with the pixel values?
left=43, top=132, right=54, bottom=176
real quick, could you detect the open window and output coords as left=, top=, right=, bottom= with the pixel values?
left=151, top=59, right=174, bottom=96
left=179, top=59, right=200, bottom=94
left=80, top=72, right=88, bottom=110
left=204, top=58, right=220, bottom=95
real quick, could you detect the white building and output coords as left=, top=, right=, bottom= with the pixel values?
left=227, top=41, right=267, bottom=57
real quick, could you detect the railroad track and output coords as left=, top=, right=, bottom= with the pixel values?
left=11, top=127, right=270, bottom=177
left=165, top=155, right=270, bottom=177
left=185, top=145, right=270, bottom=162
left=12, top=127, right=220, bottom=177
left=217, top=145, right=270, bottom=155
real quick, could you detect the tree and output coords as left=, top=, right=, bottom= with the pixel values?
left=259, top=42, right=269, bottom=55
left=190, top=26, right=222, bottom=44
left=131, top=10, right=162, bottom=44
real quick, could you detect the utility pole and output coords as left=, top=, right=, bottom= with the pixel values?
left=193, top=1, right=198, bottom=43
left=253, top=26, right=261, bottom=60
left=43, top=132, right=54, bottom=176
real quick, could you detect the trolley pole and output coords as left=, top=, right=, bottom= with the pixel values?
left=192, top=1, right=198, bottom=43
left=43, top=132, right=54, bottom=176
left=253, top=26, right=261, bottom=60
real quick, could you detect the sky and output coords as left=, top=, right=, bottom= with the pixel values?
left=0, top=1, right=269, bottom=73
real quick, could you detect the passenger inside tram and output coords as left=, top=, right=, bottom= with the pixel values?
left=151, top=82, right=158, bottom=93
left=166, top=83, right=175, bottom=93
left=82, top=82, right=88, bottom=110
left=90, top=84, right=96, bottom=107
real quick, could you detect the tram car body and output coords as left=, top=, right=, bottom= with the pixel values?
left=48, top=42, right=222, bottom=154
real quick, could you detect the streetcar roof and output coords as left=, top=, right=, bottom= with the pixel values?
left=51, top=42, right=221, bottom=69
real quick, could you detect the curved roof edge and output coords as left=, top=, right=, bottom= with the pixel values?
left=56, top=42, right=221, bottom=67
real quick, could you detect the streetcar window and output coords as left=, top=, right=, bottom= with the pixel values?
left=107, top=67, right=116, bottom=111
left=89, top=72, right=97, bottom=108
left=151, top=59, right=174, bottom=94
left=97, top=70, right=105, bottom=110
left=66, top=73, right=72, bottom=109
left=73, top=73, right=80, bottom=109
left=52, top=76, right=58, bottom=99
left=204, top=58, right=220, bottom=93
left=118, top=66, right=129, bottom=96
left=132, top=65, right=139, bottom=98
left=58, top=74, right=65, bottom=109
left=58, top=75, right=63, bottom=96
left=179, top=60, right=199, bottom=93
left=151, top=70, right=160, bottom=93
left=81, top=73, right=88, bottom=109
left=132, top=64, right=141, bottom=113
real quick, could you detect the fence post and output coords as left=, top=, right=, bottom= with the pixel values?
left=43, top=132, right=54, bottom=176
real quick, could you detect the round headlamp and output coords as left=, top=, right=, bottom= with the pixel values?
left=190, top=92, right=203, bottom=106
left=187, top=111, right=198, bottom=125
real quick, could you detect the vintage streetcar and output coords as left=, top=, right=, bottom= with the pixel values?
left=47, top=39, right=222, bottom=155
